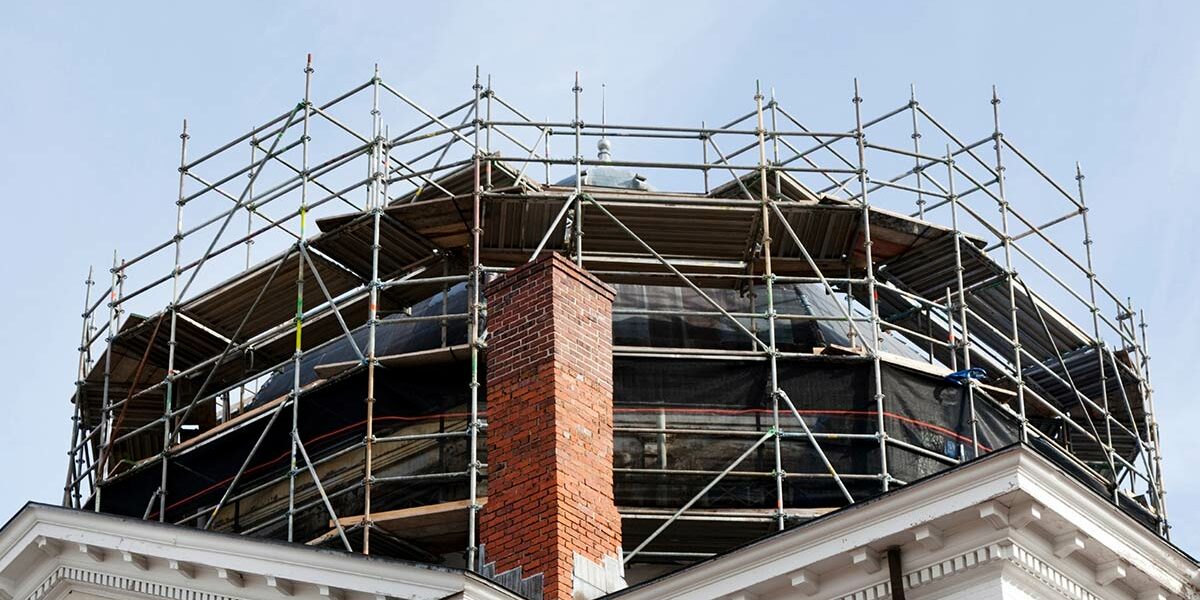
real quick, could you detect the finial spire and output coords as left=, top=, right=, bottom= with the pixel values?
left=598, top=83, right=612, bottom=162
left=601, top=83, right=606, bottom=131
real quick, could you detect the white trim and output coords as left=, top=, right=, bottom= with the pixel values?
left=835, top=540, right=1116, bottom=600
left=27, top=564, right=248, bottom=600
left=613, top=449, right=1034, bottom=599
left=1011, top=454, right=1193, bottom=591
left=835, top=541, right=1012, bottom=600
left=0, top=504, right=522, bottom=600
left=1004, top=543, right=1104, bottom=600
left=610, top=447, right=1198, bottom=600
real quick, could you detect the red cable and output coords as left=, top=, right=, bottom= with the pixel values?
left=155, top=407, right=985, bottom=517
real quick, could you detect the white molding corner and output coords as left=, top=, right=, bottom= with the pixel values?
left=852, top=548, right=881, bottom=574
left=914, top=524, right=944, bottom=551
left=789, top=568, right=819, bottom=595
left=979, top=501, right=1010, bottom=529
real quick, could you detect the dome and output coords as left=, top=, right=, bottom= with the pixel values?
left=555, top=136, right=655, bottom=191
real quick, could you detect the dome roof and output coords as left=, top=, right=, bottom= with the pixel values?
left=555, top=136, right=654, bottom=191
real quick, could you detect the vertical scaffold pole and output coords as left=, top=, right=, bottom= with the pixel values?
left=82, top=281, right=99, bottom=500
left=768, top=91, right=783, bottom=240
left=485, top=75, right=493, bottom=190
left=288, top=54, right=314, bottom=543
left=240, top=129, right=256, bottom=413
left=944, top=287, right=957, bottom=371
left=161, top=118, right=189, bottom=522
left=990, top=89, right=1028, bottom=444
left=544, top=117, right=552, bottom=186
left=66, top=267, right=96, bottom=507
left=367, top=67, right=381, bottom=211
left=853, top=80, right=889, bottom=492
left=945, top=146, right=979, bottom=458
left=1137, top=308, right=1168, bottom=534
left=755, top=82, right=784, bottom=531
left=363, top=63, right=383, bottom=555
left=96, top=250, right=120, bottom=512
left=466, top=66, right=484, bottom=571
left=247, top=130, right=256, bottom=272
left=572, top=72, right=583, bottom=266
left=909, top=85, right=926, bottom=219
left=1075, top=164, right=1117, bottom=501
left=1117, top=296, right=1146, bottom=496
left=64, top=404, right=81, bottom=507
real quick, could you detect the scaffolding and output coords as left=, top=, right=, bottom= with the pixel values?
left=63, top=59, right=1168, bottom=573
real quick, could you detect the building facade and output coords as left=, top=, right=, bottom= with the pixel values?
left=39, top=66, right=1192, bottom=600
left=3, top=445, right=1197, bottom=600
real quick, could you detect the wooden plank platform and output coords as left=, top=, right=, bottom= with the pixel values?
left=180, top=249, right=363, bottom=342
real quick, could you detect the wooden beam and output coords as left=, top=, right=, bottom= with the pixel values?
left=331, top=497, right=487, bottom=530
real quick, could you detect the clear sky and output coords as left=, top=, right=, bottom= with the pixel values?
left=2, top=1, right=1199, bottom=554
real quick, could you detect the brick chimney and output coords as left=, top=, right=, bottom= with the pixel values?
left=480, top=252, right=624, bottom=600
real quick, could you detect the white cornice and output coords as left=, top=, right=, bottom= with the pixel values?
left=0, top=504, right=520, bottom=600
left=609, top=446, right=1198, bottom=600
left=1006, top=542, right=1103, bottom=600
left=612, top=448, right=1030, bottom=600
left=802, top=538, right=1112, bottom=600
left=1009, top=450, right=1196, bottom=592
left=836, top=541, right=1011, bottom=600
left=27, top=564, right=247, bottom=600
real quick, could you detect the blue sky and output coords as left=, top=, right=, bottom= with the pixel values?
left=2, top=1, right=1199, bottom=554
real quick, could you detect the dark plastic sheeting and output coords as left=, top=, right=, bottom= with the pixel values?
left=255, top=282, right=928, bottom=405
left=96, top=283, right=1041, bottom=538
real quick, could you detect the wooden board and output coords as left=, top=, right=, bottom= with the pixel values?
left=333, top=497, right=485, bottom=538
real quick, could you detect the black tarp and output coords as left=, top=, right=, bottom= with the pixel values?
left=253, top=282, right=929, bottom=407
left=98, top=282, right=1143, bottom=541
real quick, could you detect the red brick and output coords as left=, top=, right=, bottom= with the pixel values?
left=480, top=253, right=620, bottom=600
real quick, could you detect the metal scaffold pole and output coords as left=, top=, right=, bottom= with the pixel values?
left=239, top=128, right=257, bottom=412
left=247, top=129, right=257, bottom=272
left=65, top=267, right=96, bottom=508
left=755, top=82, right=785, bottom=531
left=852, top=79, right=890, bottom=492
left=572, top=72, right=583, bottom=266
left=288, top=54, right=314, bottom=543
left=161, top=118, right=189, bottom=522
left=1137, top=307, right=1168, bottom=533
left=1075, top=163, right=1116, bottom=500
left=944, top=146, right=979, bottom=459
left=485, top=75, right=493, bottom=189
left=909, top=85, right=926, bottom=219
left=466, top=65, right=484, bottom=572
left=62, top=69, right=1170, bottom=556
left=363, top=63, right=383, bottom=555
left=96, top=250, right=121, bottom=512
left=990, top=88, right=1028, bottom=444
